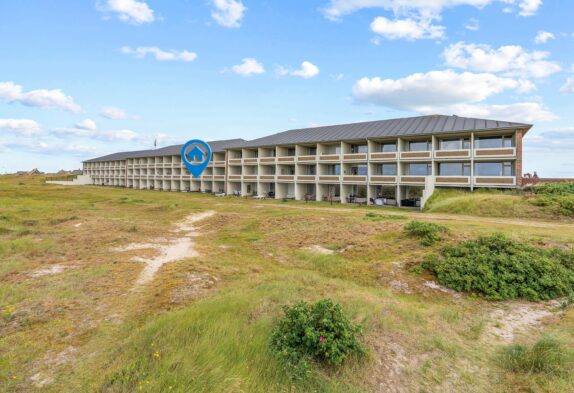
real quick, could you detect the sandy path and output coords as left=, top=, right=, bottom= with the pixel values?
left=113, top=211, right=215, bottom=286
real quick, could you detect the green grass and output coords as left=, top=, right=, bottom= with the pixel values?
left=1, top=175, right=574, bottom=392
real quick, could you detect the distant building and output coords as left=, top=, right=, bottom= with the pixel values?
left=82, top=115, right=531, bottom=208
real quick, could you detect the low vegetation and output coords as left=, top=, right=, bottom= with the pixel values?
left=422, top=233, right=574, bottom=301
left=270, top=299, right=365, bottom=379
left=404, top=220, right=449, bottom=246
left=531, top=182, right=574, bottom=217
left=500, top=336, right=573, bottom=375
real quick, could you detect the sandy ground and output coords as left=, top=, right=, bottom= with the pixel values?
left=29, top=264, right=67, bottom=277
left=487, top=301, right=559, bottom=343
left=303, top=245, right=335, bottom=255
left=113, top=211, right=215, bottom=286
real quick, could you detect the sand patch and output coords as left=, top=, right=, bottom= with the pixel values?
left=29, top=264, right=67, bottom=278
left=74, top=223, right=82, bottom=228
left=303, top=245, right=335, bottom=255
left=171, top=272, right=219, bottom=304
left=113, top=211, right=215, bottom=286
left=487, top=302, right=558, bottom=343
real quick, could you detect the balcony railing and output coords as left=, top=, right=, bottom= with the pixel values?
left=296, top=175, right=317, bottom=182
left=319, top=154, right=341, bottom=162
left=277, top=156, right=296, bottom=163
left=276, top=175, right=295, bottom=181
left=318, top=175, right=340, bottom=182
left=434, top=149, right=470, bottom=159
left=228, top=175, right=242, bottom=181
left=297, top=155, right=316, bottom=162
left=369, top=175, right=397, bottom=184
left=259, top=157, right=277, bottom=164
left=435, top=176, right=470, bottom=185
left=369, top=152, right=397, bottom=161
left=400, top=151, right=431, bottom=160
left=228, top=158, right=242, bottom=165
left=400, top=175, right=426, bottom=184
left=259, top=174, right=276, bottom=181
left=243, top=175, right=258, bottom=181
left=342, top=153, right=367, bottom=161
left=243, top=158, right=258, bottom=164
left=342, top=175, right=367, bottom=183
left=474, top=147, right=516, bottom=158
left=473, top=176, right=516, bottom=186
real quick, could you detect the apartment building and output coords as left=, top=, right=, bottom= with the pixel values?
left=83, top=115, right=531, bottom=208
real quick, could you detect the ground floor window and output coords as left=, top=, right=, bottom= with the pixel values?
left=438, top=162, right=470, bottom=176
left=474, top=162, right=513, bottom=176
left=350, top=185, right=367, bottom=198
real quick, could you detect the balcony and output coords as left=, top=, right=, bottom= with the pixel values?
left=400, top=176, right=426, bottom=184
left=296, top=175, right=317, bottom=182
left=213, top=175, right=225, bottom=181
left=228, top=174, right=242, bottom=181
left=369, top=152, right=397, bottom=161
left=277, top=156, right=296, bottom=163
left=276, top=175, right=295, bottom=181
left=342, top=175, right=367, bottom=183
left=201, top=175, right=214, bottom=181
left=243, top=174, right=258, bottom=181
left=243, top=158, right=258, bottom=165
left=473, top=176, right=516, bottom=186
left=400, top=151, right=431, bottom=160
left=369, top=176, right=397, bottom=184
left=259, top=174, right=276, bottom=181
left=297, top=155, right=317, bottom=163
left=474, top=147, right=516, bottom=158
left=259, top=157, right=277, bottom=164
left=319, top=154, right=341, bottom=162
left=435, top=176, right=470, bottom=186
left=213, top=160, right=226, bottom=167
left=318, top=175, right=340, bottom=182
left=342, top=153, right=367, bottom=162
left=228, top=158, right=242, bottom=165
left=434, top=149, right=471, bottom=159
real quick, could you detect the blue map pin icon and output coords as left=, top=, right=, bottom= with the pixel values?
left=181, top=139, right=212, bottom=178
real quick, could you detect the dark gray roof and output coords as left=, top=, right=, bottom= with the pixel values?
left=84, top=138, right=246, bottom=163
left=239, top=115, right=531, bottom=148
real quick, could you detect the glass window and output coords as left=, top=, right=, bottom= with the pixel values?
left=351, top=144, right=368, bottom=153
left=381, top=143, right=397, bottom=152
left=308, top=147, right=317, bottom=155
left=462, top=138, right=471, bottom=149
left=287, top=148, right=296, bottom=156
left=440, top=139, right=461, bottom=150
left=327, top=164, right=341, bottom=175
left=408, top=163, right=431, bottom=176
left=475, top=136, right=514, bottom=149
left=380, top=164, right=397, bottom=175
left=474, top=162, right=514, bottom=176
left=348, top=165, right=367, bottom=175
left=409, top=141, right=431, bottom=151
left=439, top=163, right=470, bottom=176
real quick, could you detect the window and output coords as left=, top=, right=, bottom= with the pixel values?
left=350, top=144, right=368, bottom=153
left=409, top=140, right=431, bottom=152
left=327, top=164, right=341, bottom=175
left=303, top=165, right=316, bottom=175
left=326, top=145, right=341, bottom=154
left=308, top=147, right=317, bottom=155
left=348, top=165, right=367, bottom=175
left=440, top=138, right=471, bottom=150
left=380, top=143, right=397, bottom=152
left=280, top=166, right=295, bottom=175
left=287, top=148, right=296, bottom=156
left=379, top=164, right=397, bottom=175
left=474, top=162, right=514, bottom=176
left=475, top=136, right=514, bottom=149
left=438, top=163, right=470, bottom=176
left=408, top=163, right=431, bottom=176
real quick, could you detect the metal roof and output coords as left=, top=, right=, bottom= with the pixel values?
left=84, top=138, right=246, bottom=163
left=238, top=115, right=531, bottom=148
left=84, top=115, right=532, bottom=162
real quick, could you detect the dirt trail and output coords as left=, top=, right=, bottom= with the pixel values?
left=113, top=211, right=215, bottom=286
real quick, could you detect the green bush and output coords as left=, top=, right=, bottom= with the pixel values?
left=270, top=299, right=365, bottom=378
left=500, top=336, right=573, bottom=375
left=534, top=182, right=574, bottom=196
left=422, top=233, right=574, bottom=301
left=404, top=220, right=449, bottom=246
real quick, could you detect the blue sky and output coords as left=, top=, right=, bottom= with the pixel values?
left=1, top=0, right=573, bottom=176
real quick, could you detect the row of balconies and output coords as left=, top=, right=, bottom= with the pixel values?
left=229, top=147, right=517, bottom=165
left=93, top=173, right=516, bottom=187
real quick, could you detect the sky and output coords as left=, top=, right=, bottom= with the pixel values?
left=0, top=0, right=573, bottom=176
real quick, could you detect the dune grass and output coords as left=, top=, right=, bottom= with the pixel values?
left=1, top=175, right=574, bottom=392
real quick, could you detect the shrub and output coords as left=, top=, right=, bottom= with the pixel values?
left=500, top=336, right=573, bottom=375
left=365, top=212, right=407, bottom=221
left=270, top=299, right=365, bottom=378
left=404, top=220, right=449, bottom=246
left=422, top=233, right=574, bottom=301
left=531, top=183, right=574, bottom=217
left=534, top=182, right=574, bottom=196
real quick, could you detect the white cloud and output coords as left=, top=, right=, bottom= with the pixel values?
left=437, top=102, right=556, bottom=122
left=370, top=16, right=445, bottom=40
left=99, top=0, right=155, bottom=25
left=517, top=0, right=542, bottom=16
left=464, top=18, right=480, bottom=31
left=443, top=42, right=561, bottom=78
left=0, top=81, right=82, bottom=113
left=1, top=139, right=99, bottom=156
left=52, top=127, right=142, bottom=142
left=121, top=46, right=197, bottom=62
left=352, top=70, right=534, bottom=110
left=0, top=119, right=41, bottom=136
left=231, top=58, right=265, bottom=76
left=100, top=106, right=138, bottom=120
left=75, top=119, right=97, bottom=131
left=534, top=30, right=555, bottom=44
left=291, top=62, right=320, bottom=79
left=560, top=77, right=574, bottom=94
left=211, top=0, right=246, bottom=28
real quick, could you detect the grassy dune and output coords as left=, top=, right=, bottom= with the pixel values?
left=1, top=175, right=574, bottom=392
